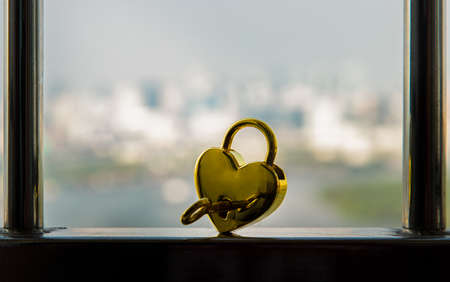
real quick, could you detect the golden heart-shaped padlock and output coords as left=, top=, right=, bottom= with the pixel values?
left=181, top=118, right=287, bottom=233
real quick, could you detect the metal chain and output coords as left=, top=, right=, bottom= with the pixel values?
left=181, top=195, right=258, bottom=225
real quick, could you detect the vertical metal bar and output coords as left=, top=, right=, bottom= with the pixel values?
left=403, top=0, right=446, bottom=233
left=3, top=0, right=43, bottom=233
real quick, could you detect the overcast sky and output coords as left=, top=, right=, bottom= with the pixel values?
left=0, top=1, right=407, bottom=92
left=39, top=0, right=403, bottom=91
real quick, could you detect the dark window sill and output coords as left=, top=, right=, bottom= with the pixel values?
left=0, top=228, right=449, bottom=281
left=0, top=227, right=449, bottom=242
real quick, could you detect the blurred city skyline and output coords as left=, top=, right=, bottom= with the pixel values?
left=43, top=0, right=404, bottom=169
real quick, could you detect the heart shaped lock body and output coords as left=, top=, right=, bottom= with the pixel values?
left=194, top=119, right=287, bottom=233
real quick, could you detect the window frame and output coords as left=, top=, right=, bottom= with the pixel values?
left=1, top=0, right=449, bottom=280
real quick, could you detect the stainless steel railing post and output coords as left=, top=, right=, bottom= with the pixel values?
left=403, top=0, right=446, bottom=233
left=3, top=0, right=43, bottom=233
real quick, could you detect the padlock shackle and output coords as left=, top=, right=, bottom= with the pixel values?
left=222, top=118, right=277, bottom=165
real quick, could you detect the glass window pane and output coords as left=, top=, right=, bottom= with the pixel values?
left=0, top=1, right=412, bottom=228
left=43, top=0, right=404, bottom=228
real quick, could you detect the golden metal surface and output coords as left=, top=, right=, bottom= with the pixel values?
left=181, top=195, right=258, bottom=225
left=182, top=118, right=287, bottom=233
left=181, top=198, right=211, bottom=225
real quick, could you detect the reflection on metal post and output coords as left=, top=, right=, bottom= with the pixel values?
left=3, top=0, right=43, bottom=233
left=403, top=0, right=446, bottom=233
